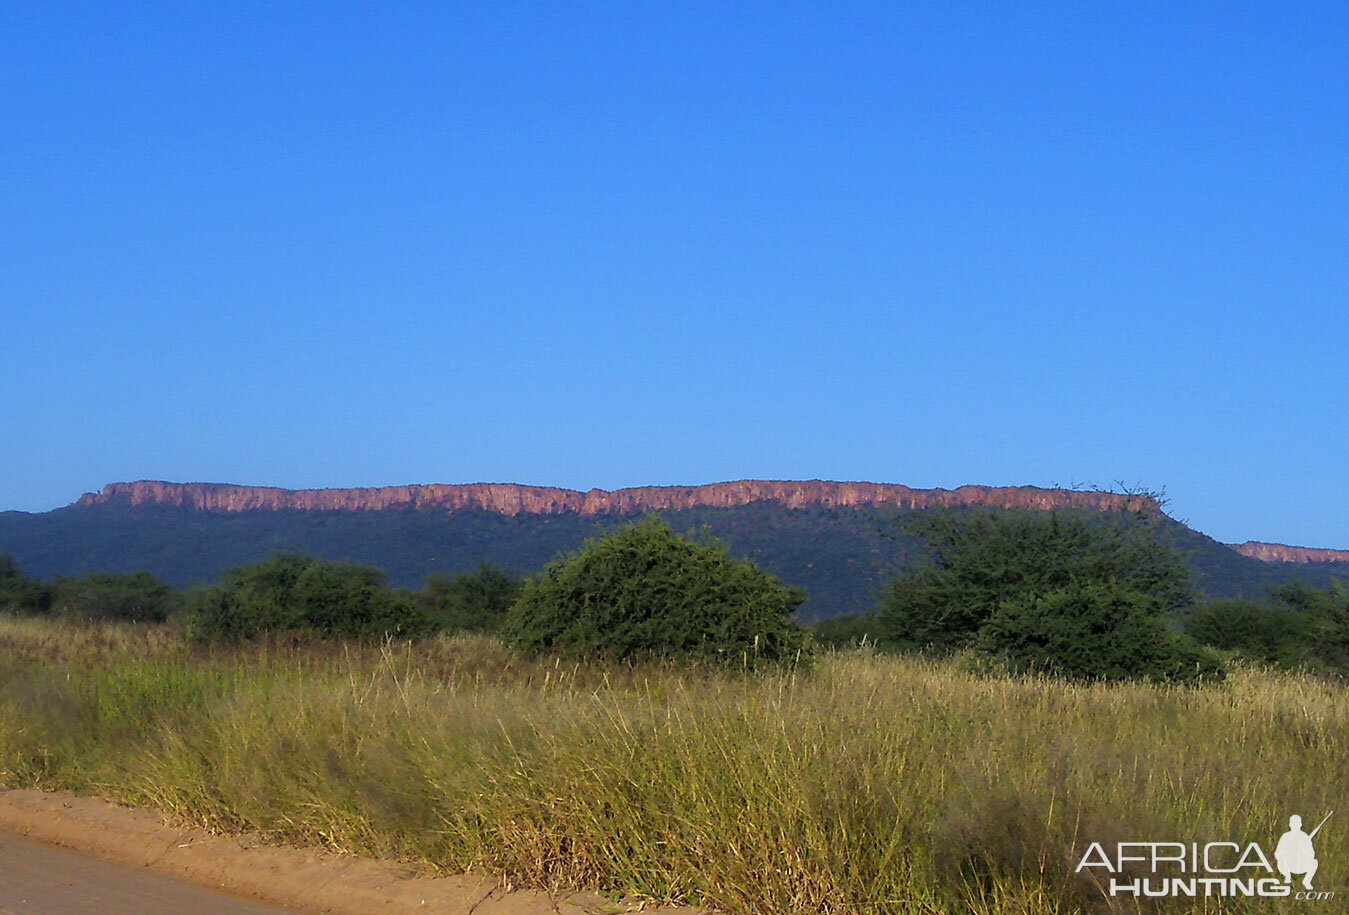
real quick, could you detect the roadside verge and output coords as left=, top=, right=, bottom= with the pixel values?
left=0, top=788, right=697, bottom=914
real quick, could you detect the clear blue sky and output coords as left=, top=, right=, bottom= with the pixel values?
left=3, top=2, right=1346, bottom=548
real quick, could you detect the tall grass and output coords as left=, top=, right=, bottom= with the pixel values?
left=0, top=615, right=1344, bottom=913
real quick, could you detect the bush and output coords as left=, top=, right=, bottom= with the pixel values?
left=502, top=516, right=809, bottom=665
left=49, top=571, right=179, bottom=623
left=878, top=507, right=1223, bottom=682
left=418, top=563, right=521, bottom=633
left=0, top=554, right=51, bottom=615
left=190, top=552, right=428, bottom=642
left=1183, top=598, right=1309, bottom=665
left=975, top=583, right=1224, bottom=682
left=1270, top=581, right=1349, bottom=671
left=1184, top=584, right=1349, bottom=674
left=809, top=613, right=879, bottom=648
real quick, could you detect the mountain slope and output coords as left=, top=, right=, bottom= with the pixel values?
left=3, top=481, right=1347, bottom=620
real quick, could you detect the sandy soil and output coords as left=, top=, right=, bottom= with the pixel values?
left=0, top=789, right=700, bottom=914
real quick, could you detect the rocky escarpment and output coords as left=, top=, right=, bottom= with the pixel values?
left=76, top=479, right=1160, bottom=516
left=1228, top=541, right=1349, bottom=564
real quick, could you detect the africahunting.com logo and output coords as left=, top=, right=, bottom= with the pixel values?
left=1076, top=811, right=1334, bottom=901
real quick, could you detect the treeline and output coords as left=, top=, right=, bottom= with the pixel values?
left=0, top=552, right=520, bottom=638
left=0, top=517, right=806, bottom=666
left=4, top=508, right=1348, bottom=682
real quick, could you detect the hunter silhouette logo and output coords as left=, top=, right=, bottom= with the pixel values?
left=1276, top=812, right=1330, bottom=890
left=1076, top=810, right=1336, bottom=901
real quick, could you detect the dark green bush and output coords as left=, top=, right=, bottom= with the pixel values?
left=1184, top=583, right=1349, bottom=674
left=1269, top=581, right=1349, bottom=671
left=809, top=613, right=879, bottom=648
left=502, top=516, right=809, bottom=665
left=0, top=554, right=51, bottom=615
left=190, top=552, right=428, bottom=642
left=48, top=571, right=179, bottom=623
left=1183, top=597, right=1309, bottom=665
left=418, top=563, right=521, bottom=633
left=878, top=508, right=1224, bottom=682
left=975, top=582, right=1224, bottom=683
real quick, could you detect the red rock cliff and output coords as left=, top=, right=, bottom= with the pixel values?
left=76, top=479, right=1158, bottom=516
left=1228, top=541, right=1349, bottom=564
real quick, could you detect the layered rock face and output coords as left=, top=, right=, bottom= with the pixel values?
left=67, top=481, right=1349, bottom=564
left=77, top=479, right=1159, bottom=516
left=1229, top=541, right=1349, bottom=564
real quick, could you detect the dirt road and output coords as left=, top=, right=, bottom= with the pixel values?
left=0, top=831, right=289, bottom=914
left=0, top=789, right=700, bottom=914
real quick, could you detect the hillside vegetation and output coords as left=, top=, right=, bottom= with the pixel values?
left=5, top=501, right=1349, bottom=619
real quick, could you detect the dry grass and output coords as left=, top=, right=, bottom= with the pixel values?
left=0, top=616, right=1344, bottom=913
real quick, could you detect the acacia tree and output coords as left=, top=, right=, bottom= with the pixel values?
left=502, top=516, right=808, bottom=665
left=877, top=507, right=1223, bottom=682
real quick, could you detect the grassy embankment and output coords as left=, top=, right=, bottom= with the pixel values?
left=0, top=615, right=1344, bottom=914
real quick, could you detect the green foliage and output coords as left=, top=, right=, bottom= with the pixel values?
left=48, top=571, right=179, bottom=623
left=0, top=554, right=51, bottom=615
left=878, top=508, right=1224, bottom=682
left=1183, top=597, right=1309, bottom=666
left=417, top=563, right=521, bottom=633
left=1184, top=582, right=1349, bottom=674
left=974, top=583, right=1225, bottom=683
left=5, top=501, right=1349, bottom=622
left=502, top=516, right=809, bottom=665
left=809, top=613, right=879, bottom=648
left=190, top=552, right=428, bottom=642
left=1275, top=581, right=1349, bottom=671
left=878, top=508, right=1195, bottom=650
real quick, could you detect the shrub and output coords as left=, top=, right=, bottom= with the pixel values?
left=49, top=571, right=179, bottom=623
left=809, top=613, right=879, bottom=648
left=190, top=552, right=428, bottom=642
left=418, top=563, right=521, bottom=633
left=1270, top=581, right=1349, bottom=671
left=1184, top=584, right=1349, bottom=675
left=976, top=583, right=1224, bottom=682
left=878, top=507, right=1224, bottom=682
left=0, top=554, right=51, bottom=615
left=1183, top=598, right=1310, bottom=666
left=502, top=516, right=809, bottom=665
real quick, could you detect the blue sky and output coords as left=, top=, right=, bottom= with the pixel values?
left=2, top=2, right=1346, bottom=548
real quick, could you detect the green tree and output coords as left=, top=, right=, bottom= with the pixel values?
left=878, top=508, right=1222, bottom=682
left=1267, top=581, right=1349, bottom=670
left=1183, top=597, right=1311, bottom=666
left=418, top=563, right=521, bottom=633
left=191, top=552, right=427, bottom=642
left=502, top=516, right=809, bottom=665
left=0, top=554, right=51, bottom=615
left=975, top=583, right=1223, bottom=682
left=1184, top=583, right=1349, bottom=675
left=49, top=571, right=179, bottom=623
